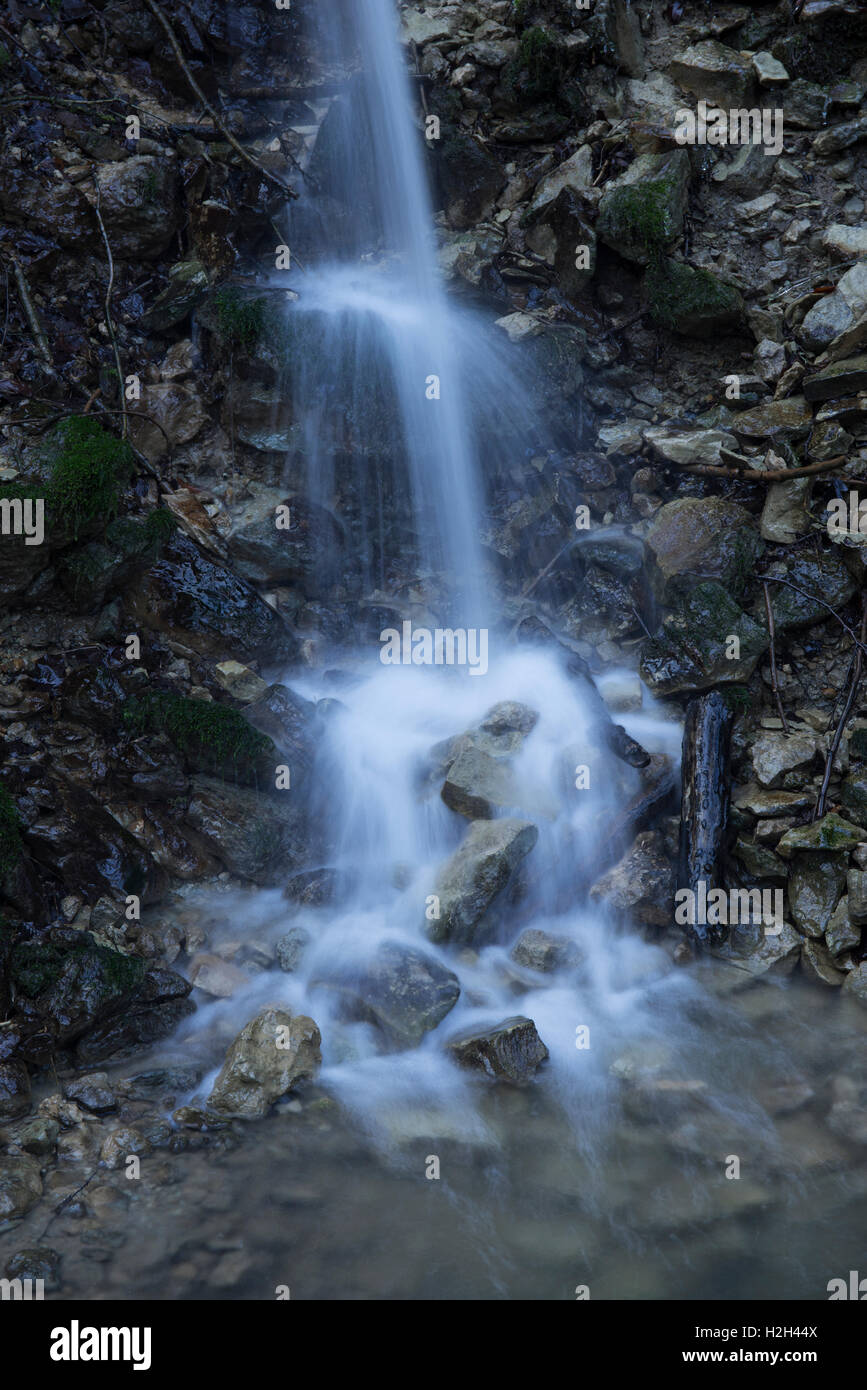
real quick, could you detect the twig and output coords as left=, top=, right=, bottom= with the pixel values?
left=678, top=454, right=847, bottom=481
left=8, top=257, right=52, bottom=365
left=142, top=0, right=297, bottom=199
left=814, top=593, right=867, bottom=820
left=92, top=180, right=127, bottom=439
left=763, top=580, right=789, bottom=735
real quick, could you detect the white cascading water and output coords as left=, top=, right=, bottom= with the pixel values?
left=177, top=0, right=769, bottom=1169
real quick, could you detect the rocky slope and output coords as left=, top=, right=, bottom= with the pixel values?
left=2, top=0, right=867, bottom=1230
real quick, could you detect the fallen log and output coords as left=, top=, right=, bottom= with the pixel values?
left=677, top=691, right=733, bottom=948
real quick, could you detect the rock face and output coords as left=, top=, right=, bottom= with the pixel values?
left=446, top=1016, right=549, bottom=1084
left=427, top=818, right=539, bottom=947
left=313, top=941, right=460, bottom=1048
left=207, top=1007, right=321, bottom=1119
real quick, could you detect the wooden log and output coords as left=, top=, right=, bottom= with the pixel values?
left=678, top=691, right=733, bottom=947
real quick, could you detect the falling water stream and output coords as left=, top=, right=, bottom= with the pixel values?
left=6, top=0, right=867, bottom=1302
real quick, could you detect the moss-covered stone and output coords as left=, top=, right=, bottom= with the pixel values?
left=640, top=581, right=768, bottom=697
left=776, top=813, right=865, bottom=858
left=597, top=152, right=690, bottom=265
left=646, top=257, right=743, bottom=336
left=213, top=287, right=269, bottom=349
left=44, top=417, right=133, bottom=540
left=123, top=692, right=274, bottom=785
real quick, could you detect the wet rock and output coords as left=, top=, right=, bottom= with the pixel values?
left=276, top=927, right=310, bottom=973
left=669, top=40, right=755, bottom=106
left=640, top=582, right=767, bottom=697
left=644, top=498, right=762, bottom=603
left=139, top=260, right=209, bottom=333
left=441, top=746, right=523, bottom=819
left=62, top=1074, right=117, bottom=1116
left=760, top=478, right=812, bottom=544
left=648, top=259, right=743, bottom=337
left=214, top=661, right=269, bottom=705
left=731, top=396, right=813, bottom=442
left=188, top=954, right=249, bottom=999
left=4, top=1247, right=60, bottom=1290
left=226, top=487, right=345, bottom=596
left=799, top=293, right=854, bottom=353
left=0, top=1062, right=31, bottom=1121
left=712, top=143, right=777, bottom=199
left=587, top=0, right=644, bottom=77
left=717, top=920, right=802, bottom=980
left=643, top=425, right=736, bottom=469
left=733, top=785, right=813, bottom=817
left=125, top=533, right=299, bottom=665
left=207, top=1006, right=321, bottom=1119
left=446, top=1016, right=548, bottom=1084
left=524, top=187, right=597, bottom=297
left=129, top=383, right=208, bottom=463
left=776, top=813, right=865, bottom=857
left=0, top=171, right=96, bottom=249
left=751, top=731, right=818, bottom=788
left=825, top=897, right=861, bottom=958
left=841, top=772, right=867, bottom=826
left=184, top=776, right=312, bottom=885
left=314, top=941, right=460, bottom=1049
left=589, top=829, right=673, bottom=926
left=94, top=156, right=179, bottom=260
left=527, top=146, right=593, bottom=216
left=75, top=965, right=194, bottom=1063
left=784, top=78, right=832, bottom=129
left=847, top=869, right=867, bottom=924
left=434, top=129, right=505, bottom=230
left=813, top=116, right=867, bottom=157
left=8, top=932, right=145, bottom=1049
left=243, top=684, right=318, bottom=787
left=757, top=551, right=855, bottom=634
left=788, top=853, right=847, bottom=938
left=510, top=929, right=580, bottom=973
left=427, top=818, right=539, bottom=947
left=803, top=354, right=867, bottom=401
left=801, top=937, right=846, bottom=986
left=0, top=1154, right=42, bottom=1220
left=597, top=151, right=691, bottom=265
left=2, top=1116, right=59, bottom=1158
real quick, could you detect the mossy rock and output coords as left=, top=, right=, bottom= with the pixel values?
left=42, top=417, right=133, bottom=541
left=123, top=692, right=275, bottom=786
left=776, top=814, right=866, bottom=858
left=640, top=581, right=768, bottom=697
left=755, top=551, right=856, bottom=635
left=10, top=932, right=145, bottom=1046
left=57, top=512, right=175, bottom=609
left=596, top=152, right=690, bottom=265
left=646, top=258, right=743, bottom=337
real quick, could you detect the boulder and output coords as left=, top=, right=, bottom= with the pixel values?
left=427, top=818, right=538, bottom=947
left=669, top=40, right=755, bottom=106
left=446, top=1016, right=549, bottom=1084
left=644, top=498, right=762, bottom=603
left=313, top=941, right=460, bottom=1048
left=184, top=776, right=312, bottom=885
left=597, top=151, right=691, bottom=265
left=787, top=853, right=847, bottom=938
left=94, top=156, right=179, bottom=260
left=510, top=929, right=581, bottom=973
left=751, top=731, right=819, bottom=788
left=207, top=1007, right=321, bottom=1118
left=589, top=830, right=673, bottom=926
left=125, top=533, right=299, bottom=665
left=640, top=582, right=768, bottom=697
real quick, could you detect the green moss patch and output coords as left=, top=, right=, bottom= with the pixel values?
left=44, top=417, right=133, bottom=539
left=645, top=257, right=742, bottom=334
left=123, top=692, right=273, bottom=782
left=214, top=288, right=269, bottom=349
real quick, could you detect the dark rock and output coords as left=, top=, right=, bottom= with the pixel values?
left=94, top=156, right=179, bottom=260
left=446, top=1016, right=549, bottom=1084
left=4, top=1247, right=61, bottom=1290
left=184, top=775, right=312, bottom=885
left=510, top=929, right=581, bottom=973
left=62, top=1073, right=117, bottom=1115
left=313, top=941, right=460, bottom=1048
left=124, top=533, right=299, bottom=665
left=428, top=818, right=539, bottom=947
